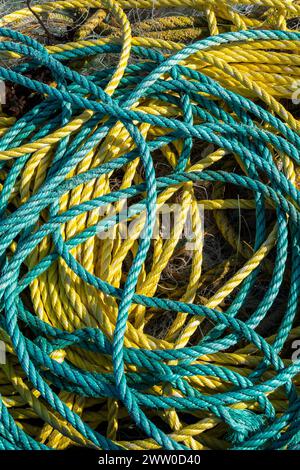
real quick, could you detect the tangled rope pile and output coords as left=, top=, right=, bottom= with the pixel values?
left=0, top=0, right=300, bottom=451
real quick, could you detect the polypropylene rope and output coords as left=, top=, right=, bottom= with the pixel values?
left=0, top=0, right=299, bottom=451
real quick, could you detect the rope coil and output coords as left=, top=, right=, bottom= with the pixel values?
left=0, top=0, right=299, bottom=451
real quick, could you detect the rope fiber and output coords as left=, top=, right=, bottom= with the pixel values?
left=0, top=0, right=299, bottom=451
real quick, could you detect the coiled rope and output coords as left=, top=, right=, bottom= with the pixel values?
left=0, top=0, right=299, bottom=451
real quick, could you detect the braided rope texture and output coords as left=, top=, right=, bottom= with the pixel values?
left=0, top=0, right=299, bottom=451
